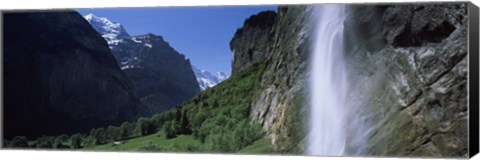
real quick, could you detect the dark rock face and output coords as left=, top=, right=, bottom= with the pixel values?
left=3, top=11, right=148, bottom=139
left=344, top=3, right=468, bottom=157
left=230, top=11, right=277, bottom=74
left=111, top=34, right=201, bottom=114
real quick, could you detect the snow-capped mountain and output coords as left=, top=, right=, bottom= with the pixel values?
left=192, top=66, right=230, bottom=90
left=84, top=14, right=130, bottom=47
left=83, top=13, right=201, bottom=114
left=83, top=13, right=227, bottom=92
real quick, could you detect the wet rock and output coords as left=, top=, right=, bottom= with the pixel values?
left=345, top=3, right=468, bottom=157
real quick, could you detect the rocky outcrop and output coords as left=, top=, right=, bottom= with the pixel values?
left=230, top=6, right=313, bottom=153
left=3, top=11, right=149, bottom=139
left=114, top=34, right=201, bottom=114
left=230, top=11, right=277, bottom=74
left=344, top=3, right=468, bottom=157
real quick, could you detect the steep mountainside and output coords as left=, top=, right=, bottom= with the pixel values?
left=3, top=11, right=149, bottom=139
left=192, top=66, right=230, bottom=90
left=230, top=11, right=278, bottom=75
left=230, top=7, right=312, bottom=153
left=84, top=15, right=201, bottom=114
left=231, top=3, right=468, bottom=157
left=344, top=3, right=468, bottom=157
left=120, top=34, right=201, bottom=114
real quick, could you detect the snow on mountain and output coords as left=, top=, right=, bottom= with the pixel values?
left=84, top=14, right=130, bottom=47
left=83, top=14, right=228, bottom=91
left=192, top=66, right=230, bottom=90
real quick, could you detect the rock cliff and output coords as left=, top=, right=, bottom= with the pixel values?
left=231, top=3, right=469, bottom=157
left=230, top=11, right=278, bottom=75
left=344, top=3, right=469, bottom=157
left=3, top=11, right=148, bottom=139
left=230, top=7, right=313, bottom=153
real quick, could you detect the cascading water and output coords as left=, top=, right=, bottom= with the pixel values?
left=307, top=4, right=349, bottom=156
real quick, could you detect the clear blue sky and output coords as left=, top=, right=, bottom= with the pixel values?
left=76, top=6, right=277, bottom=74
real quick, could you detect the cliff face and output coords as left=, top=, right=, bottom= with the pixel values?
left=344, top=3, right=468, bottom=157
left=3, top=11, right=148, bottom=139
left=113, top=34, right=201, bottom=114
left=230, top=11, right=278, bottom=75
left=230, top=7, right=313, bottom=153
left=231, top=3, right=469, bottom=157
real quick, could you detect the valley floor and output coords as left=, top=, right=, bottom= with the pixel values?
left=84, top=129, right=273, bottom=154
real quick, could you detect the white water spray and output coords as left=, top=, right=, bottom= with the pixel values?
left=307, top=4, right=349, bottom=156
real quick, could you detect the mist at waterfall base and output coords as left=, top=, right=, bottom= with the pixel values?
left=307, top=4, right=369, bottom=156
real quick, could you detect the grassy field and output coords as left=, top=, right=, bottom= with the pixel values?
left=84, top=129, right=202, bottom=152
left=85, top=129, right=273, bottom=154
left=237, top=137, right=274, bottom=154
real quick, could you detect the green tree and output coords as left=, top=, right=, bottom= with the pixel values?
left=34, top=135, right=54, bottom=148
left=9, top=136, right=29, bottom=148
left=70, top=134, right=82, bottom=149
left=137, top=117, right=156, bottom=136
left=88, top=128, right=106, bottom=145
left=138, top=141, right=161, bottom=151
left=95, top=128, right=106, bottom=144
left=106, top=126, right=120, bottom=142
left=164, top=121, right=176, bottom=139
left=150, top=114, right=162, bottom=130
left=85, top=128, right=98, bottom=147
left=212, top=99, right=219, bottom=108
left=119, top=122, right=134, bottom=139
left=179, top=109, right=192, bottom=134
left=53, top=134, right=69, bottom=148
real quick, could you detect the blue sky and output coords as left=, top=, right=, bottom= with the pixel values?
left=77, top=6, right=277, bottom=74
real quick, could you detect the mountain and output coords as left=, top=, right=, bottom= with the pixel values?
left=84, top=14, right=201, bottom=114
left=84, top=13, right=130, bottom=47
left=192, top=66, right=230, bottom=90
left=3, top=11, right=149, bottom=139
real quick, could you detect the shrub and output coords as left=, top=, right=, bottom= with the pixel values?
left=164, top=120, right=181, bottom=139
left=9, top=136, right=29, bottom=148
left=119, top=122, right=134, bottom=139
left=34, top=135, right=54, bottom=148
left=70, top=134, right=82, bottom=149
left=106, top=126, right=120, bottom=142
left=53, top=134, right=69, bottom=148
left=137, top=117, right=156, bottom=136
left=138, top=141, right=162, bottom=152
left=91, top=128, right=107, bottom=145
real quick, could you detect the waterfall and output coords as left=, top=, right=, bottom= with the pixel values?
left=307, top=4, right=349, bottom=156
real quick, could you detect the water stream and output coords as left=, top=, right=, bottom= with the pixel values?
left=307, top=4, right=349, bottom=156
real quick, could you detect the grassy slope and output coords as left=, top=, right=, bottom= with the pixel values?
left=85, top=130, right=273, bottom=154
left=85, top=62, right=274, bottom=153
left=85, top=129, right=201, bottom=152
left=237, top=137, right=274, bottom=154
